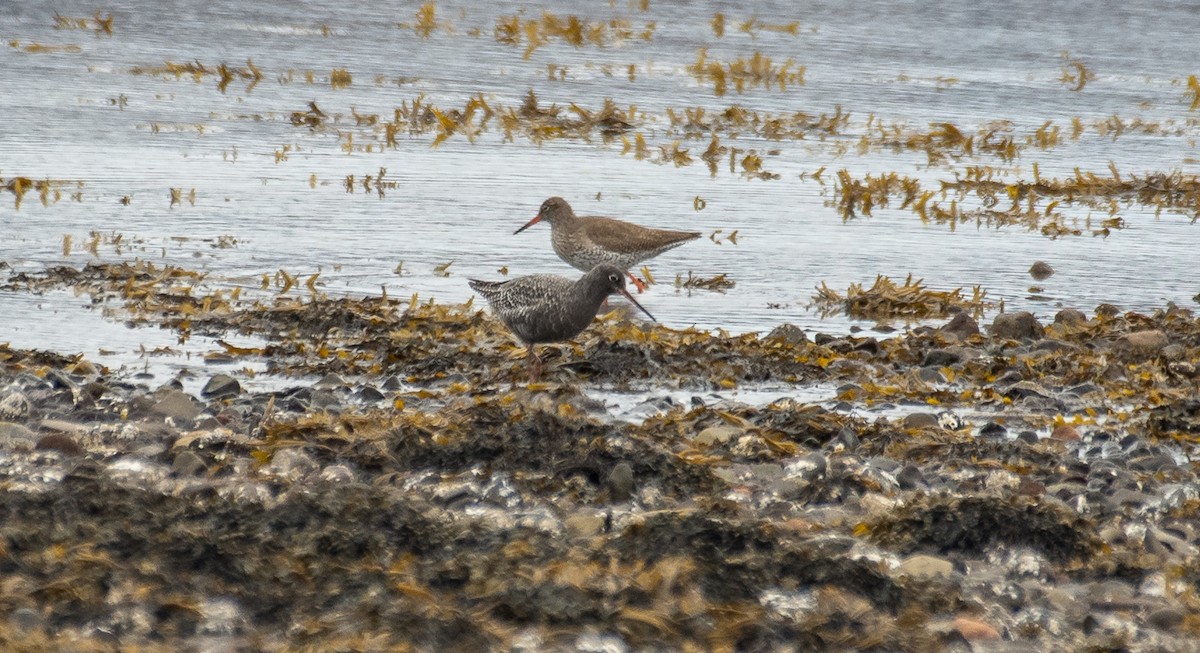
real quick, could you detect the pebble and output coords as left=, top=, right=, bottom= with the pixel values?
left=606, top=462, right=635, bottom=502
left=151, top=390, right=203, bottom=423
left=692, top=425, right=742, bottom=446
left=0, top=421, right=39, bottom=450
left=172, top=451, right=208, bottom=477
left=951, top=616, right=1001, bottom=641
left=1146, top=606, right=1184, bottom=630
left=764, top=323, right=808, bottom=345
left=895, top=554, right=954, bottom=581
left=201, top=374, right=241, bottom=398
left=902, top=413, right=939, bottom=429
left=1050, top=424, right=1080, bottom=441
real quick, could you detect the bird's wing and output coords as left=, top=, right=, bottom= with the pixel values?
left=578, top=216, right=701, bottom=255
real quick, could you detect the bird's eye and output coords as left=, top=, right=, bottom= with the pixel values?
left=609, top=273, right=620, bottom=283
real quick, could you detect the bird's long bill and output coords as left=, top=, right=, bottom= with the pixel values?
left=618, top=288, right=657, bottom=322
left=513, top=215, right=541, bottom=235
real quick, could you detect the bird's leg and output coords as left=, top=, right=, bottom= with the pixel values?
left=626, top=271, right=648, bottom=294
left=526, top=346, right=543, bottom=382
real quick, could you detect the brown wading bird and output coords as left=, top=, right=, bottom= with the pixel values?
left=514, top=196, right=702, bottom=292
left=468, top=263, right=656, bottom=380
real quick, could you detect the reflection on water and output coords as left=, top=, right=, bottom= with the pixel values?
left=2, top=0, right=1198, bottom=369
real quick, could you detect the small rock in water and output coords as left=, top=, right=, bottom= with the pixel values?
left=1029, top=260, right=1055, bottom=280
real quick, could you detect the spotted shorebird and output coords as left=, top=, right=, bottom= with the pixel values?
left=468, top=263, right=656, bottom=380
left=514, top=197, right=701, bottom=292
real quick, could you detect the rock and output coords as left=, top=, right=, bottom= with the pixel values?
left=565, top=511, right=607, bottom=538
left=0, top=421, right=39, bottom=450
left=1146, top=606, right=1184, bottom=630
left=1029, top=261, right=1055, bottom=280
left=1051, top=424, right=1080, bottom=441
left=922, top=348, right=962, bottom=367
left=1116, top=330, right=1168, bottom=358
left=940, top=312, right=980, bottom=340
left=152, top=390, right=203, bottom=423
left=902, top=413, right=939, bottom=429
left=764, top=323, right=808, bottom=346
left=354, top=386, right=386, bottom=402
left=35, top=433, right=84, bottom=456
left=38, top=419, right=88, bottom=435
left=201, top=374, right=241, bottom=398
left=896, top=554, right=954, bottom=581
left=978, top=422, right=1007, bottom=438
left=263, top=449, right=318, bottom=482
left=0, top=391, right=31, bottom=420
left=989, top=311, right=1044, bottom=340
left=172, top=450, right=208, bottom=477
left=693, top=425, right=742, bottom=446
left=896, top=464, right=926, bottom=489
left=1054, top=308, right=1087, bottom=327
left=313, top=373, right=347, bottom=389
left=951, top=616, right=1001, bottom=641
left=607, top=462, right=635, bottom=501
left=319, top=464, right=356, bottom=483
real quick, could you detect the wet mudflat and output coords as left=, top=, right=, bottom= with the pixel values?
left=3, top=0, right=1200, bottom=650
left=1, top=260, right=1200, bottom=651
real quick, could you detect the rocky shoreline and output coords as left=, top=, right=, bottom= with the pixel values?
left=1, top=263, right=1199, bottom=651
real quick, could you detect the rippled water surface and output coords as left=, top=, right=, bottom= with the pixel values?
left=3, top=0, right=1199, bottom=374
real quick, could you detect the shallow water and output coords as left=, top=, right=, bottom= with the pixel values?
left=2, top=0, right=1199, bottom=379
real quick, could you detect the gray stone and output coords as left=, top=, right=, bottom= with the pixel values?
left=1147, top=607, right=1184, bottom=630
left=940, top=312, right=980, bottom=340
left=1054, top=308, right=1087, bottom=326
left=172, top=450, right=208, bottom=477
left=0, top=421, right=39, bottom=450
left=764, top=323, right=808, bottom=346
left=151, top=390, right=203, bottom=422
left=895, top=554, right=955, bottom=581
left=0, top=392, right=31, bottom=420
left=1029, top=260, right=1055, bottom=280
left=607, top=462, right=635, bottom=501
left=201, top=374, right=241, bottom=398
left=989, top=311, right=1044, bottom=340
left=922, top=348, right=962, bottom=367
left=692, top=425, right=742, bottom=446
left=903, top=413, right=939, bottom=429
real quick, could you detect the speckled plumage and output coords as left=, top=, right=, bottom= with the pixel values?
left=514, top=197, right=702, bottom=277
left=468, top=263, right=655, bottom=379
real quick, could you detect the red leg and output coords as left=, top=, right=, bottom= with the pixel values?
left=626, top=271, right=647, bottom=293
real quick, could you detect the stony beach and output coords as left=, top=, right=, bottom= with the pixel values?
left=1, top=261, right=1198, bottom=651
